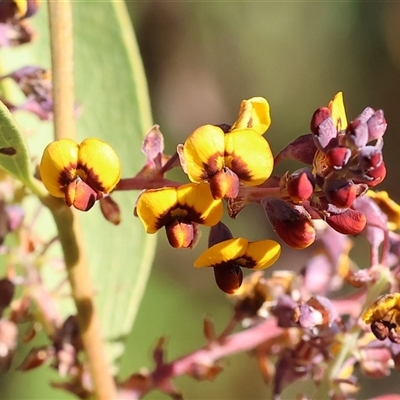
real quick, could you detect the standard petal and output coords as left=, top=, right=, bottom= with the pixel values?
left=232, top=97, right=271, bottom=135
left=328, top=92, right=348, bottom=132
left=224, top=129, right=273, bottom=186
left=135, top=187, right=178, bottom=233
left=194, top=238, right=248, bottom=268
left=182, top=125, right=225, bottom=182
left=177, top=182, right=223, bottom=226
left=39, top=139, right=79, bottom=197
left=78, top=138, right=121, bottom=193
left=245, top=240, right=281, bottom=270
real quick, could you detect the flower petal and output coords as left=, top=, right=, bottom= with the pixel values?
left=328, top=92, right=348, bottom=132
left=40, top=139, right=79, bottom=197
left=244, top=240, right=281, bottom=270
left=224, top=129, right=273, bottom=186
left=182, top=125, right=225, bottom=182
left=367, top=190, right=400, bottom=231
left=135, top=187, right=178, bottom=233
left=177, top=182, right=223, bottom=226
left=194, top=238, right=248, bottom=268
left=78, top=138, right=121, bottom=193
left=232, top=97, right=271, bottom=135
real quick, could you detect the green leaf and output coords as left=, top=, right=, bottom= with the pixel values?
left=0, top=101, right=41, bottom=193
left=1, top=2, right=156, bottom=372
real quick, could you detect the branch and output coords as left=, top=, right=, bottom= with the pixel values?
left=47, top=3, right=117, bottom=399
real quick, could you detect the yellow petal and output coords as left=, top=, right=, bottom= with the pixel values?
left=78, top=138, right=121, bottom=193
left=39, top=139, right=79, bottom=197
left=194, top=238, right=248, bottom=268
left=362, top=293, right=400, bottom=324
left=177, top=182, right=223, bottom=226
left=328, top=92, right=347, bottom=132
left=232, top=97, right=271, bottom=135
left=182, top=125, right=225, bottom=182
left=224, top=129, right=273, bottom=186
left=136, top=187, right=178, bottom=233
left=245, top=240, right=281, bottom=270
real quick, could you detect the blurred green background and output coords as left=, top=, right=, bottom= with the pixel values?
left=2, top=1, right=400, bottom=399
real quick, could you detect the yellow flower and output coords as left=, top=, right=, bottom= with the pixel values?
left=367, top=190, right=400, bottom=231
left=135, top=182, right=223, bottom=248
left=40, top=138, right=121, bottom=211
left=362, top=293, right=400, bottom=343
left=178, top=97, right=274, bottom=199
left=194, top=237, right=281, bottom=293
left=328, top=91, right=348, bottom=133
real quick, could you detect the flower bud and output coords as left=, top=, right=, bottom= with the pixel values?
left=326, top=146, right=351, bottom=170
left=345, top=119, right=368, bottom=149
left=310, top=107, right=331, bottom=135
left=165, top=220, right=194, bottom=249
left=286, top=168, right=315, bottom=203
left=213, top=264, right=243, bottom=294
left=367, top=110, right=387, bottom=142
left=208, top=222, right=233, bottom=248
left=325, top=180, right=357, bottom=209
left=325, top=208, right=366, bottom=235
left=262, top=198, right=316, bottom=249
left=99, top=196, right=121, bottom=225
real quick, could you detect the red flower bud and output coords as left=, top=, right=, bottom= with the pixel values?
left=262, top=198, right=316, bottom=249
left=325, top=181, right=357, bottom=209
left=286, top=168, right=315, bottom=202
left=326, top=146, right=351, bottom=169
left=325, top=208, right=366, bottom=235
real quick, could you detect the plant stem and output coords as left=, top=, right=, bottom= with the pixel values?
left=47, top=3, right=117, bottom=399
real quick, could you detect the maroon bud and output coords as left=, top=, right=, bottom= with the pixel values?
left=262, top=198, right=316, bottom=249
left=286, top=168, right=315, bottom=202
left=325, top=208, right=366, bottom=235
left=17, top=346, right=51, bottom=371
left=312, top=118, right=338, bottom=151
left=365, top=162, right=386, bottom=187
left=356, top=107, right=375, bottom=124
left=213, top=264, right=243, bottom=294
left=346, top=119, right=368, bottom=149
left=325, top=180, right=357, bottom=209
left=208, top=222, right=233, bottom=248
left=0, top=279, right=14, bottom=312
left=310, top=107, right=331, bottom=135
left=209, top=169, right=239, bottom=200
left=165, top=220, right=194, bottom=248
left=326, top=146, right=351, bottom=169
left=367, top=110, right=387, bottom=142
left=357, top=146, right=383, bottom=171
left=99, top=196, right=121, bottom=225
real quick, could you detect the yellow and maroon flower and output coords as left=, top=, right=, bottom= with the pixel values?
left=194, top=237, right=281, bottom=293
left=362, top=293, right=400, bottom=344
left=40, top=138, right=121, bottom=211
left=135, top=182, right=223, bottom=249
left=178, top=97, right=274, bottom=200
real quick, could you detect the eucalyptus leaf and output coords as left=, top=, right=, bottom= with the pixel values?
left=0, top=1, right=156, bottom=373
left=0, top=100, right=38, bottom=191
